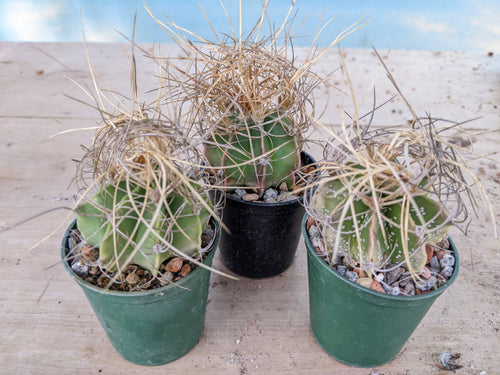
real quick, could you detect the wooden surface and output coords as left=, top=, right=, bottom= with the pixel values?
left=0, top=42, right=499, bottom=374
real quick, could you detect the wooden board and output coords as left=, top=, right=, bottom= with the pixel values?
left=0, top=42, right=499, bottom=374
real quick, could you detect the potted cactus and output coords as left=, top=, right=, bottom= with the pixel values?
left=61, top=109, right=222, bottom=366
left=196, top=40, right=319, bottom=278
left=302, top=60, right=495, bottom=367
left=148, top=3, right=363, bottom=278
left=58, top=45, right=226, bottom=363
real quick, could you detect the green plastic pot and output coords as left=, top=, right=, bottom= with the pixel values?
left=61, top=219, right=220, bottom=366
left=303, top=214, right=459, bottom=368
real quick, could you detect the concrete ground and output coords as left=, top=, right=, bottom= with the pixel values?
left=0, top=42, right=498, bottom=374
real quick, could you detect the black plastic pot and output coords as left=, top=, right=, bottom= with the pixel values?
left=218, top=152, right=315, bottom=278
left=61, top=218, right=220, bottom=366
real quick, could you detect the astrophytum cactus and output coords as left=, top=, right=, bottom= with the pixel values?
left=204, top=112, right=302, bottom=194
left=76, top=180, right=211, bottom=276
left=311, top=171, right=452, bottom=276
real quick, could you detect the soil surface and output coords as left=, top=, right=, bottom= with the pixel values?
left=66, top=227, right=214, bottom=292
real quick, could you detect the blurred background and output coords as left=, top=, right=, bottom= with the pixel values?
left=0, top=0, right=498, bottom=53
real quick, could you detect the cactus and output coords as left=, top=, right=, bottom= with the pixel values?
left=76, top=180, right=211, bottom=276
left=312, top=169, right=452, bottom=275
left=204, top=112, right=302, bottom=194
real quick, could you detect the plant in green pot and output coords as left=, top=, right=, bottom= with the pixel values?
left=302, top=61, right=495, bottom=367
left=149, top=2, right=363, bottom=278
left=60, top=71, right=225, bottom=364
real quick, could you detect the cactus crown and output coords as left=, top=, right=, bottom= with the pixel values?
left=172, top=37, right=317, bottom=195
left=74, top=109, right=215, bottom=278
left=306, top=111, right=497, bottom=280
left=147, top=2, right=365, bottom=195
left=306, top=122, right=477, bottom=279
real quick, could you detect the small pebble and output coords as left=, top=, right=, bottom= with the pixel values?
left=308, top=225, right=321, bottom=239
left=356, top=277, right=373, bottom=288
left=403, top=281, right=416, bottom=296
left=311, top=237, right=323, bottom=248
left=436, top=250, right=451, bottom=261
left=386, top=267, right=403, bottom=285
left=382, top=283, right=393, bottom=294
left=416, top=276, right=437, bottom=291
left=336, top=265, right=347, bottom=276
left=345, top=271, right=359, bottom=283
left=430, top=255, right=440, bottom=269
left=440, top=266, right=453, bottom=278
left=436, top=237, right=450, bottom=250
left=279, top=182, right=288, bottom=191
left=398, top=276, right=410, bottom=287
left=233, top=189, right=247, bottom=198
left=440, top=254, right=455, bottom=268
left=125, top=272, right=140, bottom=285
left=159, top=271, right=174, bottom=286
left=353, top=268, right=367, bottom=278
left=71, top=261, right=88, bottom=277
left=263, top=188, right=278, bottom=202
left=370, top=280, right=385, bottom=294
left=390, top=286, right=401, bottom=296
left=180, top=264, right=192, bottom=277
left=429, top=266, right=441, bottom=276
left=420, top=267, right=432, bottom=279
left=166, top=257, right=184, bottom=273
left=277, top=191, right=297, bottom=202
left=243, top=193, right=259, bottom=202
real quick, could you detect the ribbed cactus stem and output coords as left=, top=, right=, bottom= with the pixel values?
left=204, top=112, right=302, bottom=194
left=76, top=181, right=211, bottom=276
left=312, top=177, right=451, bottom=275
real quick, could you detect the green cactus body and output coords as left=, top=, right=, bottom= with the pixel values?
left=409, top=195, right=451, bottom=244
left=76, top=181, right=211, bottom=275
left=75, top=181, right=131, bottom=248
left=312, top=177, right=451, bottom=274
left=383, top=201, right=427, bottom=273
left=312, top=179, right=386, bottom=269
left=205, top=112, right=301, bottom=193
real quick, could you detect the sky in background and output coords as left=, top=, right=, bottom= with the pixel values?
left=0, top=0, right=499, bottom=52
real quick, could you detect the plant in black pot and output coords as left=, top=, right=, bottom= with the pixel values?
left=302, top=61, right=496, bottom=367
left=60, top=74, right=226, bottom=364
left=192, top=40, right=320, bottom=279
left=149, top=2, right=364, bottom=278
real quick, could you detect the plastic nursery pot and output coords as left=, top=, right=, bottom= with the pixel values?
left=61, top=218, right=220, bottom=366
left=218, top=152, right=315, bottom=279
left=302, top=214, right=460, bottom=368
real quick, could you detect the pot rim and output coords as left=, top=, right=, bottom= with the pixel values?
left=61, top=217, right=220, bottom=298
left=302, top=214, right=460, bottom=302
